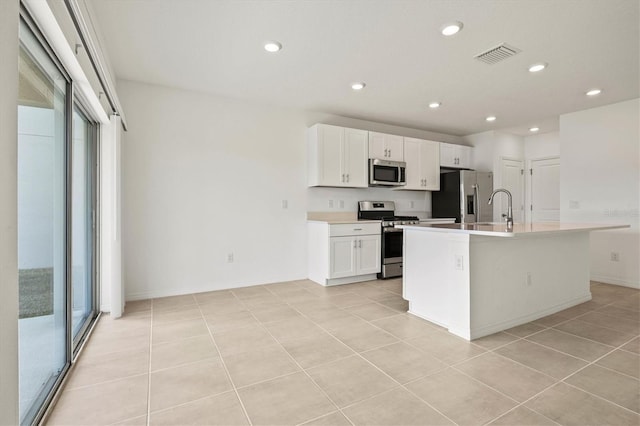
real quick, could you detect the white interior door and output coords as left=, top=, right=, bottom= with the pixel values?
left=530, top=157, right=560, bottom=222
left=500, top=158, right=525, bottom=222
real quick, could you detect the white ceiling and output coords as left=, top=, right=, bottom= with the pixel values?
left=88, top=0, right=639, bottom=137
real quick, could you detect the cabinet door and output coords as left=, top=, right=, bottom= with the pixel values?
left=384, top=134, right=404, bottom=161
left=329, top=236, right=357, bottom=278
left=457, top=145, right=472, bottom=169
left=403, top=138, right=424, bottom=190
left=440, top=143, right=456, bottom=167
left=343, top=128, right=369, bottom=187
left=356, top=235, right=381, bottom=275
left=318, top=124, right=344, bottom=186
left=368, top=132, right=387, bottom=159
left=421, top=140, right=441, bottom=191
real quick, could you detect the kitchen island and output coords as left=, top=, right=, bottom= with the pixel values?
left=401, top=222, right=629, bottom=340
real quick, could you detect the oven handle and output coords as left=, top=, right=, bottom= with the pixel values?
left=383, top=227, right=404, bottom=233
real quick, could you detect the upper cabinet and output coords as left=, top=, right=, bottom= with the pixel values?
left=403, top=138, right=440, bottom=191
left=440, top=143, right=472, bottom=169
left=368, top=132, right=404, bottom=161
left=307, top=124, right=368, bottom=188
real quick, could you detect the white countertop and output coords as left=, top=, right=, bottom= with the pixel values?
left=307, top=219, right=381, bottom=224
left=399, top=222, right=630, bottom=237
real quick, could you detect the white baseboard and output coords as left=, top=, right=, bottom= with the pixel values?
left=591, top=274, right=640, bottom=289
left=409, top=293, right=592, bottom=341
left=125, top=276, right=310, bottom=301
left=465, top=293, right=592, bottom=340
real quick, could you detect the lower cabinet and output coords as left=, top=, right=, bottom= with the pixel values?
left=329, top=234, right=381, bottom=278
left=308, top=222, right=381, bottom=286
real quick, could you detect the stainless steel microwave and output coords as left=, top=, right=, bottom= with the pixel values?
left=369, top=159, right=406, bottom=186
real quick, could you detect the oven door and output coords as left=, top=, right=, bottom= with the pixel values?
left=382, top=227, right=403, bottom=264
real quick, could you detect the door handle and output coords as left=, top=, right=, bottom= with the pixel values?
left=346, top=174, right=349, bottom=182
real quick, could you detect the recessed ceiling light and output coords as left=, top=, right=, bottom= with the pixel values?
left=529, top=127, right=540, bottom=132
left=528, top=63, right=547, bottom=73
left=586, top=88, right=602, bottom=96
left=441, top=21, right=463, bottom=36
left=264, top=41, right=282, bottom=52
left=351, top=82, right=366, bottom=90
left=428, top=102, right=441, bottom=109
left=486, top=116, right=497, bottom=122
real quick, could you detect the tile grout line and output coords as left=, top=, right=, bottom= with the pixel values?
left=491, top=332, right=640, bottom=422
left=197, top=291, right=254, bottom=426
left=260, top=285, right=459, bottom=426
left=560, top=381, right=640, bottom=416
left=238, top=285, right=354, bottom=426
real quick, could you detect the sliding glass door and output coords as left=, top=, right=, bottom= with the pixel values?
left=18, top=16, right=99, bottom=425
left=17, top=20, right=69, bottom=425
left=71, top=106, right=97, bottom=343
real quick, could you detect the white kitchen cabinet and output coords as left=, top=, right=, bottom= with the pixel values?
left=402, top=138, right=440, bottom=191
left=307, top=124, right=368, bottom=188
left=308, top=221, right=381, bottom=286
left=440, top=143, right=472, bottom=168
left=368, top=131, right=404, bottom=161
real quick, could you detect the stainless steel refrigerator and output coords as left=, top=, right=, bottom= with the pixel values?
left=432, top=170, right=494, bottom=223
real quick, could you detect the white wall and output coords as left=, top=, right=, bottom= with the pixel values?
left=560, top=98, right=640, bottom=288
left=118, top=79, right=459, bottom=300
left=0, top=0, right=20, bottom=423
left=525, top=130, right=560, bottom=160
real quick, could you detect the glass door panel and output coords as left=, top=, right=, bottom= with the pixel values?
left=17, top=22, right=68, bottom=425
left=71, top=106, right=95, bottom=342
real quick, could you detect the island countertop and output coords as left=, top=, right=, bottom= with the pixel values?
left=399, top=222, right=629, bottom=237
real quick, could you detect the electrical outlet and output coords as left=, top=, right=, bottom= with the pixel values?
left=227, top=253, right=234, bottom=263
left=610, top=252, right=620, bottom=262
left=328, top=200, right=334, bottom=208
left=282, top=200, right=288, bottom=209
left=526, top=272, right=533, bottom=286
left=410, top=201, right=415, bottom=209
left=454, top=255, right=464, bottom=270
left=339, top=200, right=344, bottom=209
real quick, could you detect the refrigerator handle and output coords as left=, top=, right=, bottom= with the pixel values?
left=474, top=184, right=480, bottom=220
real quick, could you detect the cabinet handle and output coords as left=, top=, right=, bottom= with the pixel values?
left=341, top=174, right=345, bottom=182
left=389, top=149, right=391, bottom=157
left=353, top=228, right=362, bottom=231
left=359, top=240, right=362, bottom=248
left=354, top=240, right=358, bottom=249
left=346, top=174, right=350, bottom=182
left=384, top=148, right=388, bottom=157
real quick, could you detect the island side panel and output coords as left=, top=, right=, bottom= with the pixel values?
left=403, top=229, right=471, bottom=333
left=466, top=232, right=592, bottom=339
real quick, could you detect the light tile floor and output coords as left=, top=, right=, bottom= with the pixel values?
left=46, top=280, right=640, bottom=426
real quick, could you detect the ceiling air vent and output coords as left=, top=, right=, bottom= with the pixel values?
left=475, top=43, right=521, bottom=64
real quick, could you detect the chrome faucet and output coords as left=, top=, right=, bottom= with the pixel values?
left=488, top=188, right=513, bottom=229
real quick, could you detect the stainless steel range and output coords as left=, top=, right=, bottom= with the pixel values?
left=357, top=201, right=419, bottom=279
